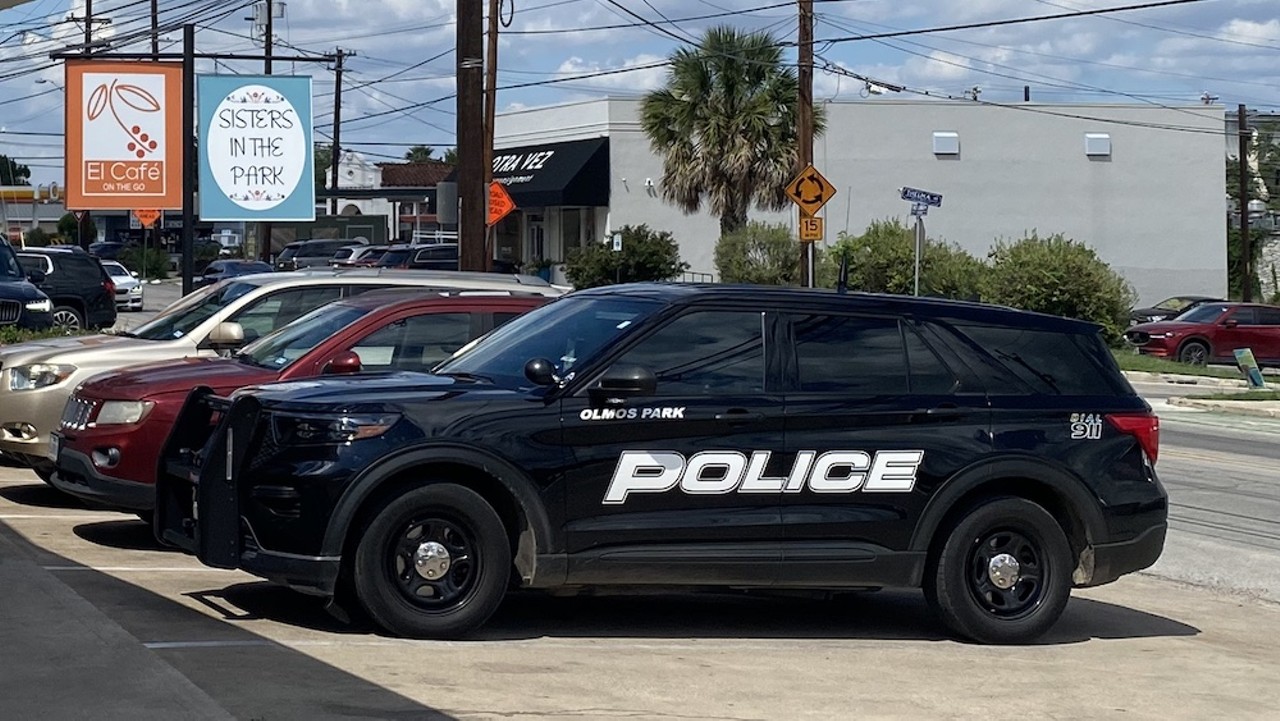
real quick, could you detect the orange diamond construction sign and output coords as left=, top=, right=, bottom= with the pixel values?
left=488, top=182, right=516, bottom=226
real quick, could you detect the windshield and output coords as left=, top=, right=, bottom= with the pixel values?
left=1154, top=297, right=1197, bottom=311
left=278, top=246, right=300, bottom=261
left=128, top=281, right=258, bottom=340
left=104, top=263, right=130, bottom=278
left=377, top=249, right=411, bottom=266
left=239, top=302, right=370, bottom=370
left=1175, top=304, right=1230, bottom=324
left=0, top=244, right=22, bottom=281
left=436, top=297, right=663, bottom=387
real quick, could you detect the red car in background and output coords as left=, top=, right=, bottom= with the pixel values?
left=48, top=289, right=547, bottom=514
left=1124, top=302, right=1280, bottom=365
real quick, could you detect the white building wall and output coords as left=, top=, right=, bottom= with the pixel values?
left=497, top=99, right=1226, bottom=305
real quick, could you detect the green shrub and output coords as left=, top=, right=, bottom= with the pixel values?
left=0, top=326, right=80, bottom=347
left=118, top=247, right=170, bottom=280
left=23, top=228, right=52, bottom=247
left=985, top=232, right=1136, bottom=345
left=823, top=219, right=985, bottom=299
left=714, top=222, right=808, bottom=286
left=563, top=224, right=688, bottom=289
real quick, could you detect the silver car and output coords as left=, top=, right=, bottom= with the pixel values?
left=101, top=260, right=144, bottom=311
left=0, top=268, right=564, bottom=481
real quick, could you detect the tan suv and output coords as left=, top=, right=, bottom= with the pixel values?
left=0, top=268, right=564, bottom=481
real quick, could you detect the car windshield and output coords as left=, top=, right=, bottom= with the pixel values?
left=1154, top=297, right=1199, bottom=311
left=0, top=244, right=22, bottom=280
left=104, top=263, right=130, bottom=278
left=377, top=249, right=411, bottom=266
left=278, top=246, right=300, bottom=260
left=127, top=281, right=258, bottom=340
left=436, top=296, right=663, bottom=387
left=239, top=302, right=370, bottom=370
left=1175, top=304, right=1230, bottom=323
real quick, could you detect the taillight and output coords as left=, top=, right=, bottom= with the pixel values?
left=104, top=278, right=115, bottom=296
left=1107, top=412, right=1160, bottom=465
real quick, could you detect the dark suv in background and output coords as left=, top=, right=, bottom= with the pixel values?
left=0, top=241, right=54, bottom=330
left=276, top=239, right=368, bottom=271
left=17, top=247, right=117, bottom=331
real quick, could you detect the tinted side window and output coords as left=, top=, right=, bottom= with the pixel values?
left=1233, top=308, right=1261, bottom=325
left=613, top=311, right=765, bottom=396
left=230, top=286, right=343, bottom=342
left=956, top=325, right=1116, bottom=395
left=904, top=327, right=959, bottom=394
left=1257, top=308, right=1280, bottom=325
left=790, top=314, right=906, bottom=394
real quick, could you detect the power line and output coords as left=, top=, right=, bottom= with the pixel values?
left=1032, top=0, right=1280, bottom=52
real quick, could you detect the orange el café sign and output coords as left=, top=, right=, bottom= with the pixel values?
left=64, top=59, right=183, bottom=211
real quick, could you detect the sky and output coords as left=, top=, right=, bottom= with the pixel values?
left=0, top=0, right=1277, bottom=185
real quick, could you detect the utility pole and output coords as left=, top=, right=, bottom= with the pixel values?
left=259, top=0, right=274, bottom=261
left=329, top=48, right=351, bottom=216
left=150, top=0, right=159, bottom=57
left=84, top=0, right=93, bottom=51
left=1239, top=104, right=1252, bottom=302
left=458, top=0, right=486, bottom=272
left=149, top=0, right=160, bottom=295
left=483, top=0, right=501, bottom=271
left=797, top=0, right=815, bottom=288
left=181, top=23, right=196, bottom=295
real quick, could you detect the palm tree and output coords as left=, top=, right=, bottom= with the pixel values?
left=404, top=145, right=437, bottom=162
left=642, top=26, right=823, bottom=237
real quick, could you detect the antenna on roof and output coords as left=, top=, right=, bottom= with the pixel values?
left=836, top=250, right=850, bottom=295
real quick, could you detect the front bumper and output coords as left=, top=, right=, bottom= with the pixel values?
left=49, top=441, right=154, bottom=511
left=156, top=390, right=341, bottom=596
left=0, top=379, right=83, bottom=459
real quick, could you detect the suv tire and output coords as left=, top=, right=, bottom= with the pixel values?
left=52, top=305, right=84, bottom=332
left=925, top=497, right=1072, bottom=644
left=1178, top=340, right=1210, bottom=366
left=352, top=483, right=510, bottom=639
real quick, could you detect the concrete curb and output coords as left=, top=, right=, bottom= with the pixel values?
left=1122, top=370, right=1246, bottom=388
left=1168, top=396, right=1280, bottom=418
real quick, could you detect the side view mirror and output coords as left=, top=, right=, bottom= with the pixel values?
left=524, top=357, right=560, bottom=386
left=324, top=350, right=363, bottom=375
left=589, top=364, right=657, bottom=403
left=131, top=271, right=140, bottom=278
left=1224, top=319, right=1240, bottom=328
left=207, top=321, right=245, bottom=348
left=26, top=269, right=45, bottom=284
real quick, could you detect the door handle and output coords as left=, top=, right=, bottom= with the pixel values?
left=715, top=409, right=765, bottom=423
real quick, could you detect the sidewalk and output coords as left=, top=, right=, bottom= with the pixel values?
left=0, top=525, right=233, bottom=720
left=1168, top=396, right=1280, bottom=419
left=1122, top=370, right=1246, bottom=389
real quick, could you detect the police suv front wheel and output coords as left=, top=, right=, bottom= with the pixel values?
left=352, top=483, right=511, bottom=639
left=925, top=497, right=1072, bottom=645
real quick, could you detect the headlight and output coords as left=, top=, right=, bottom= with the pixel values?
left=8, top=364, right=76, bottom=391
left=94, top=400, right=155, bottom=425
left=272, top=412, right=400, bottom=446
left=1149, top=315, right=1166, bottom=322
left=25, top=299, right=52, bottom=313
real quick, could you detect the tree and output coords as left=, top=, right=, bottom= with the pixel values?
left=563, top=224, right=688, bottom=289
left=314, top=143, right=333, bottom=189
left=985, top=232, right=1136, bottom=346
left=57, top=212, right=97, bottom=246
left=404, top=145, right=437, bottom=162
left=641, top=26, right=824, bottom=237
left=0, top=154, right=31, bottom=185
left=442, top=147, right=458, bottom=165
left=715, top=222, right=807, bottom=286
left=824, top=219, right=985, bottom=300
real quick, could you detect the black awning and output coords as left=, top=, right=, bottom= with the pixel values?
left=445, top=137, right=609, bottom=208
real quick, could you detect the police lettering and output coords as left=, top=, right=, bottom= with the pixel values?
left=579, top=406, right=685, bottom=422
left=602, top=449, right=925, bottom=503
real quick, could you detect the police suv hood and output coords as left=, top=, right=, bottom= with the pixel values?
left=234, top=371, right=517, bottom=409
left=0, top=333, right=196, bottom=368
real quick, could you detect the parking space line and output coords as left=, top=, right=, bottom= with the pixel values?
left=0, top=514, right=131, bottom=520
left=42, top=565, right=238, bottom=572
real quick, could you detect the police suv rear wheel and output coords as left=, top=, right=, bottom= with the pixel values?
left=352, top=483, right=511, bottom=639
left=926, top=497, right=1071, bottom=644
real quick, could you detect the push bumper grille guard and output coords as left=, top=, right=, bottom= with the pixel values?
left=155, top=388, right=261, bottom=569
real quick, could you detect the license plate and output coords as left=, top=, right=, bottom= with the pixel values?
left=47, top=432, right=61, bottom=462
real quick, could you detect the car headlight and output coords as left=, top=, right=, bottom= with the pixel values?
left=8, top=364, right=76, bottom=391
left=94, top=400, right=155, bottom=425
left=1148, top=315, right=1166, bottom=322
left=272, top=412, right=400, bottom=446
left=25, top=299, right=52, bottom=313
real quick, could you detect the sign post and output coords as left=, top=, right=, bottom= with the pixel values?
left=898, top=186, right=943, bottom=297
left=786, top=163, right=836, bottom=288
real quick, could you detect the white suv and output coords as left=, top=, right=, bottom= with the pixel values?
left=0, top=268, right=564, bottom=481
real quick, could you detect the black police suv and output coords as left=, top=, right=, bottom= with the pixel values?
left=157, top=284, right=1167, bottom=644
left=0, top=240, right=54, bottom=330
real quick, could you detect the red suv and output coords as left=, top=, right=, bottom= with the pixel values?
left=1124, top=302, right=1280, bottom=365
left=48, top=289, right=547, bottom=514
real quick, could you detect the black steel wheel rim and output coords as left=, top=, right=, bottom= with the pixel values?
left=966, top=527, right=1046, bottom=619
left=387, top=515, right=479, bottom=612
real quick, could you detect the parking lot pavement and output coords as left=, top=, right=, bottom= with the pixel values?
left=3, top=461, right=1280, bottom=718
left=112, top=280, right=183, bottom=332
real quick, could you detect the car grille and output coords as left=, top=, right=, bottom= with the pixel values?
left=0, top=299, right=19, bottom=325
left=60, top=397, right=99, bottom=431
left=1125, top=330, right=1151, bottom=346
